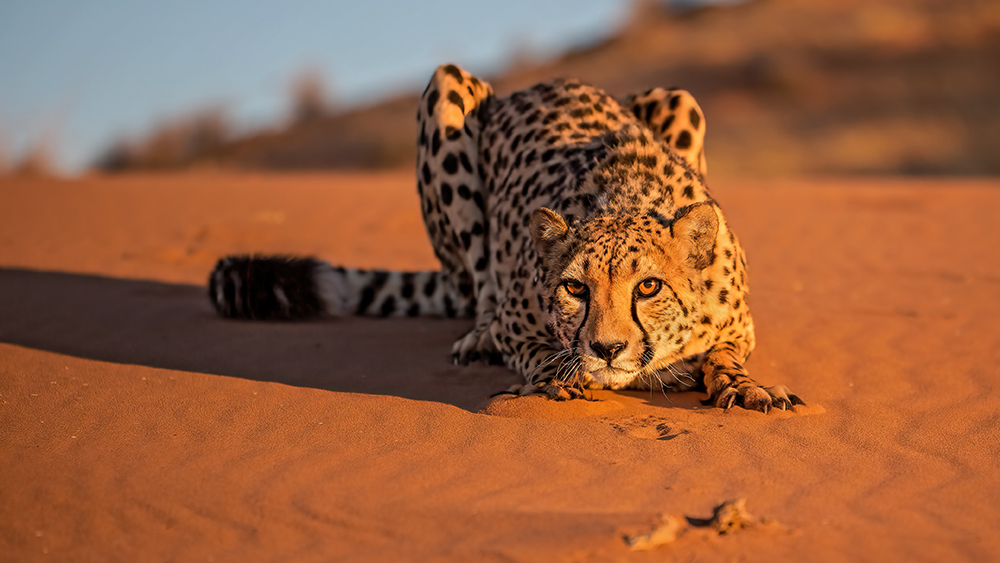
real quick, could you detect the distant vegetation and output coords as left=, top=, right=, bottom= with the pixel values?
left=95, top=0, right=1000, bottom=176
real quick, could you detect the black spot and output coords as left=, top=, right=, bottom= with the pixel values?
left=443, top=154, right=459, bottom=174
left=380, top=296, right=396, bottom=317
left=526, top=313, right=536, bottom=325
left=669, top=94, right=681, bottom=110
left=354, top=285, right=378, bottom=315
left=442, top=64, right=464, bottom=83
left=676, top=130, right=692, bottom=150
left=431, top=128, right=442, bottom=156
left=718, top=288, right=729, bottom=304
left=407, top=303, right=420, bottom=317
left=471, top=221, right=483, bottom=235
left=689, top=108, right=701, bottom=129
left=427, top=90, right=439, bottom=117
left=460, top=231, right=471, bottom=249
left=554, top=97, right=571, bottom=107
left=422, top=163, right=432, bottom=184
left=644, top=101, right=658, bottom=123
left=659, top=114, right=675, bottom=134
left=541, top=149, right=556, bottom=162
left=445, top=126, right=462, bottom=141
left=440, top=182, right=453, bottom=205
left=458, top=281, right=473, bottom=296
left=459, top=151, right=473, bottom=173
left=511, top=134, right=522, bottom=152
left=424, top=276, right=437, bottom=297
left=457, top=184, right=472, bottom=199
left=474, top=256, right=488, bottom=271
left=447, top=90, right=465, bottom=114
left=683, top=185, right=694, bottom=199
left=401, top=280, right=415, bottom=299
left=701, top=315, right=711, bottom=324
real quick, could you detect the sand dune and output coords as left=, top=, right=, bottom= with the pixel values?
left=2, top=172, right=999, bottom=561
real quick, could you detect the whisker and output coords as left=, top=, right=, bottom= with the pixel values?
left=527, top=346, right=573, bottom=382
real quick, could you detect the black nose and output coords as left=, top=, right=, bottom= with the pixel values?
left=591, top=340, right=627, bottom=362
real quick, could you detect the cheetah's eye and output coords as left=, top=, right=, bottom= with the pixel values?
left=563, top=280, right=588, bottom=298
left=636, top=278, right=662, bottom=298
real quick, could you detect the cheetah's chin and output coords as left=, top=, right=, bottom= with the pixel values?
left=585, top=366, right=641, bottom=390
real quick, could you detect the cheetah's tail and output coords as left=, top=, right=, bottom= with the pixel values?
left=208, top=255, right=475, bottom=321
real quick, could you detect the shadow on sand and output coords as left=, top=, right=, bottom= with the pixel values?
left=0, top=268, right=520, bottom=411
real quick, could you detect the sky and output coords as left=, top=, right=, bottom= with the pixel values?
left=0, top=0, right=634, bottom=173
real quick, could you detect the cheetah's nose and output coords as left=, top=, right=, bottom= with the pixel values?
left=591, top=340, right=627, bottom=363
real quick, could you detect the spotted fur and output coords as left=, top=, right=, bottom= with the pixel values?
left=209, top=64, right=802, bottom=412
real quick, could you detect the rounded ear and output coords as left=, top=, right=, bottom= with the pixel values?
left=671, top=203, right=719, bottom=270
left=529, top=207, right=570, bottom=256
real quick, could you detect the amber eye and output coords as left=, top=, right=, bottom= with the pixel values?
left=563, top=280, right=589, bottom=298
left=636, top=278, right=662, bottom=298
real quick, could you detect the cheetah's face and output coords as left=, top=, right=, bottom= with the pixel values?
left=530, top=204, right=719, bottom=389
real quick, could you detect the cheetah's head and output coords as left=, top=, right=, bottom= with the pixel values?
left=529, top=203, right=719, bottom=389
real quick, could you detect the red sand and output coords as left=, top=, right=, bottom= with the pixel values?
left=2, top=172, right=999, bottom=561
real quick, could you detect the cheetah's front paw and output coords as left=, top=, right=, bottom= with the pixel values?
left=709, top=384, right=804, bottom=413
left=497, top=378, right=591, bottom=401
left=451, top=323, right=501, bottom=365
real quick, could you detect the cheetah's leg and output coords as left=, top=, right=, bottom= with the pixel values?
left=622, top=88, right=707, bottom=177
left=701, top=341, right=804, bottom=413
left=417, top=64, right=500, bottom=364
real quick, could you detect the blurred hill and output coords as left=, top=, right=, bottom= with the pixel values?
left=96, top=0, right=1000, bottom=176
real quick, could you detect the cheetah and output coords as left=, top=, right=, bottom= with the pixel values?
left=209, top=63, right=802, bottom=412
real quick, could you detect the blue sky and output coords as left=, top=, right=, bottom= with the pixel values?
left=0, top=0, right=633, bottom=173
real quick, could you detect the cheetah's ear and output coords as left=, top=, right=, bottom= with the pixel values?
left=671, top=203, right=719, bottom=270
left=530, top=207, right=570, bottom=257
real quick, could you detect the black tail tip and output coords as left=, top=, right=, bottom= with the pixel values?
left=208, top=255, right=325, bottom=320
